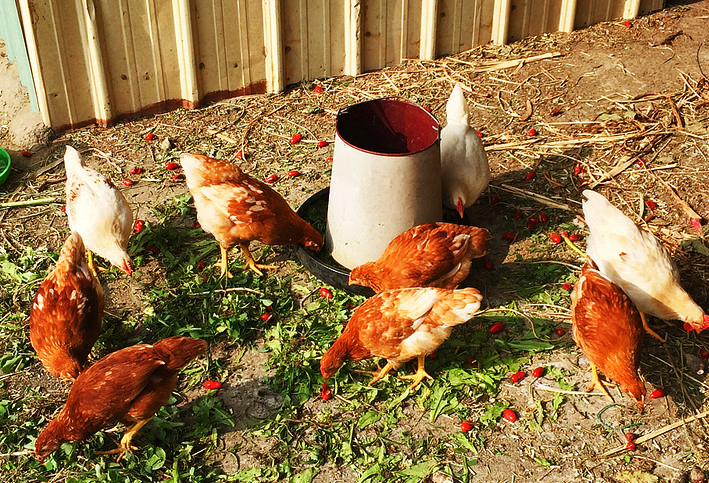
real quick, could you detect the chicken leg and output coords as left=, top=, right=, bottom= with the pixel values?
left=96, top=418, right=151, bottom=461
left=367, top=362, right=396, bottom=386
left=586, top=364, right=614, bottom=402
left=640, top=312, right=665, bottom=342
left=239, top=243, right=277, bottom=276
left=397, top=354, right=434, bottom=390
left=218, top=246, right=233, bottom=278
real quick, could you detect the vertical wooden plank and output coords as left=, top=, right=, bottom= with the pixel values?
left=172, top=0, right=198, bottom=107
left=263, top=0, right=283, bottom=92
left=623, top=0, right=640, bottom=18
left=17, top=0, right=49, bottom=123
left=491, top=0, right=511, bottom=45
left=79, top=0, right=113, bottom=124
left=558, top=0, right=576, bottom=32
left=344, top=0, right=361, bottom=75
left=419, top=0, right=437, bottom=60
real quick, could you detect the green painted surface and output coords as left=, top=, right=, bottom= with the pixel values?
left=0, top=0, right=39, bottom=112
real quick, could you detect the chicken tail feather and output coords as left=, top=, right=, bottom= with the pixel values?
left=152, top=336, right=207, bottom=371
left=446, top=83, right=470, bottom=126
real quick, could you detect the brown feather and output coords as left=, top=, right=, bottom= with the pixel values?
left=571, top=259, right=646, bottom=408
left=348, top=223, right=490, bottom=292
left=30, top=233, right=104, bottom=381
left=34, top=336, right=207, bottom=460
left=321, top=287, right=482, bottom=381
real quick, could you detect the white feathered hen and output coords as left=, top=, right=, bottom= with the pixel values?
left=582, top=189, right=708, bottom=338
left=64, top=146, right=133, bottom=275
left=440, top=83, right=491, bottom=218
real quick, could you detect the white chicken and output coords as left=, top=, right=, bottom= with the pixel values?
left=440, top=83, right=491, bottom=218
left=64, top=146, right=133, bottom=275
left=582, top=189, right=708, bottom=339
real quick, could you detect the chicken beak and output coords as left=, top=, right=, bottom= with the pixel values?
left=456, top=198, right=465, bottom=219
left=123, top=260, right=133, bottom=276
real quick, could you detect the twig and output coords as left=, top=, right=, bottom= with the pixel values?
left=601, top=409, right=709, bottom=457
left=189, top=287, right=264, bottom=296
left=533, top=381, right=606, bottom=396
left=0, top=450, right=33, bottom=457
left=511, top=260, right=582, bottom=271
left=493, top=183, right=573, bottom=211
left=0, top=197, right=57, bottom=209
left=646, top=169, right=703, bottom=221
left=473, top=52, right=563, bottom=72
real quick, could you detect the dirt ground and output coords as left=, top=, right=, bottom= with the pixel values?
left=3, top=1, right=709, bottom=482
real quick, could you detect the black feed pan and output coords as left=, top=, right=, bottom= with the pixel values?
left=295, top=188, right=470, bottom=297
left=295, top=188, right=375, bottom=297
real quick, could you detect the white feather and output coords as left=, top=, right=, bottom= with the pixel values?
left=582, top=189, right=704, bottom=324
left=440, top=83, right=491, bottom=213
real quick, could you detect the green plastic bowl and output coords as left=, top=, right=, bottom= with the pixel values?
left=0, top=149, right=10, bottom=186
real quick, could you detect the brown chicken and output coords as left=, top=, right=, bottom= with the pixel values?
left=348, top=223, right=490, bottom=292
left=180, top=153, right=323, bottom=277
left=30, top=232, right=104, bottom=381
left=34, top=336, right=207, bottom=461
left=571, top=259, right=645, bottom=408
left=321, top=287, right=483, bottom=390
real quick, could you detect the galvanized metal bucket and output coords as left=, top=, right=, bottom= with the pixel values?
left=326, top=98, right=442, bottom=269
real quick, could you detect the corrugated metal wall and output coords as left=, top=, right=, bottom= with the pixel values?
left=13, top=0, right=664, bottom=131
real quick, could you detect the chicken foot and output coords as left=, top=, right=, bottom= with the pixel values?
left=640, top=312, right=666, bottom=342
left=96, top=418, right=151, bottom=461
left=239, top=243, right=277, bottom=276
left=366, top=362, right=396, bottom=386
left=586, top=364, right=615, bottom=403
left=397, top=355, right=434, bottom=390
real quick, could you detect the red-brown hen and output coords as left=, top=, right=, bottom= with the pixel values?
left=34, top=336, right=207, bottom=461
left=30, top=232, right=104, bottom=381
left=180, top=153, right=323, bottom=277
left=321, top=287, right=483, bottom=391
left=571, top=259, right=646, bottom=408
left=348, top=222, right=490, bottom=292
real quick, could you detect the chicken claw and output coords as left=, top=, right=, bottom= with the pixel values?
left=640, top=313, right=666, bottom=342
left=366, top=362, right=395, bottom=386
left=586, top=364, right=615, bottom=402
left=96, top=418, right=151, bottom=461
left=239, top=243, right=277, bottom=276
left=397, top=355, right=434, bottom=390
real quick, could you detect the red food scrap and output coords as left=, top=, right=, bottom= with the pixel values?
left=287, top=170, right=300, bottom=177
left=502, top=409, right=517, bottom=422
left=317, top=140, right=328, bottom=148
left=314, top=85, right=323, bottom=94
left=483, top=260, right=493, bottom=271
left=319, top=287, right=333, bottom=299
left=164, top=162, right=179, bottom=170
left=524, top=170, right=536, bottom=180
left=133, top=220, right=145, bottom=233
left=460, top=421, right=473, bottom=432
left=265, top=174, right=278, bottom=184
left=644, top=199, right=657, bottom=210
left=489, top=321, right=505, bottom=334
left=203, top=380, right=222, bottom=390
left=550, top=233, right=562, bottom=244
left=649, top=388, right=665, bottom=399
left=532, top=367, right=544, bottom=378
left=501, top=232, right=516, bottom=242
left=122, top=179, right=134, bottom=186
left=290, top=133, right=303, bottom=144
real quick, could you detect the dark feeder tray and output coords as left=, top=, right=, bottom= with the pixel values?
left=295, top=188, right=375, bottom=297
left=295, top=187, right=470, bottom=297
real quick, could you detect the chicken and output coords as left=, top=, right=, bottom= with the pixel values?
left=180, top=153, right=323, bottom=277
left=583, top=189, right=709, bottom=339
left=29, top=232, right=104, bottom=381
left=348, top=222, right=490, bottom=293
left=571, top=259, right=646, bottom=408
left=321, top=287, right=483, bottom=390
left=440, top=83, right=491, bottom=218
left=34, top=336, right=207, bottom=461
left=64, top=146, right=133, bottom=275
